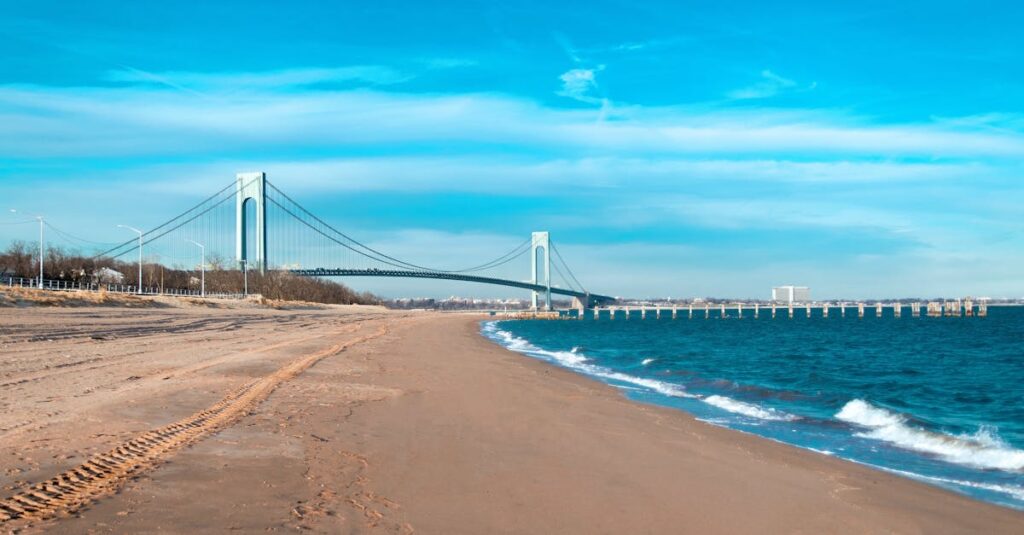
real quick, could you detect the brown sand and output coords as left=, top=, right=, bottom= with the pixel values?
left=0, top=305, right=1021, bottom=533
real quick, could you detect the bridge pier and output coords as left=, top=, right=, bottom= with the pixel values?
left=823, top=305, right=829, bottom=318
left=754, top=303, right=759, bottom=319
left=236, top=172, right=267, bottom=274
left=672, top=306, right=678, bottom=319
left=858, top=303, right=865, bottom=318
left=530, top=232, right=552, bottom=311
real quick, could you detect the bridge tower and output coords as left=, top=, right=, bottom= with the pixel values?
left=531, top=231, right=552, bottom=310
left=236, top=171, right=267, bottom=274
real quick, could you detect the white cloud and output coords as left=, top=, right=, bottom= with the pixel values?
left=727, top=69, right=800, bottom=100
left=106, top=65, right=413, bottom=91
left=1, top=83, right=1021, bottom=159
left=557, top=65, right=606, bottom=104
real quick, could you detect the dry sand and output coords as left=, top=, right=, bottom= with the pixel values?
left=0, top=299, right=1021, bottom=533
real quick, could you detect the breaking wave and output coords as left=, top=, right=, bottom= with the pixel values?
left=483, top=322, right=799, bottom=422
left=836, top=399, right=1024, bottom=472
left=704, top=395, right=798, bottom=421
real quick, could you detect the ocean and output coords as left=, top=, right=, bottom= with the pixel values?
left=481, top=306, right=1024, bottom=509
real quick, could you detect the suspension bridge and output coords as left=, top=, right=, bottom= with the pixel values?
left=85, top=172, right=614, bottom=309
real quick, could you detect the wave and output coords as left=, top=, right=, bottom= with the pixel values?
left=704, top=395, right=798, bottom=421
left=483, top=322, right=800, bottom=422
left=641, top=358, right=656, bottom=366
left=836, top=399, right=1024, bottom=472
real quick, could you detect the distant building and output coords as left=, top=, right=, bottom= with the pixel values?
left=772, top=286, right=810, bottom=304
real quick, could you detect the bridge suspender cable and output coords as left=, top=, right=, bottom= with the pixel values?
left=550, top=241, right=586, bottom=293
left=92, top=180, right=239, bottom=259
left=267, top=180, right=532, bottom=274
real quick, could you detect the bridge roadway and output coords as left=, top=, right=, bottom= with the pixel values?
left=289, top=268, right=616, bottom=306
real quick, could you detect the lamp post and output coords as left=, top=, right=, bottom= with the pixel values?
left=10, top=209, right=44, bottom=289
left=185, top=239, right=205, bottom=297
left=118, top=225, right=143, bottom=294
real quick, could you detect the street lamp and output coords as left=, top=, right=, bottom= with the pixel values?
left=10, top=209, right=44, bottom=289
left=241, top=258, right=248, bottom=296
left=185, top=239, right=205, bottom=297
left=117, top=225, right=143, bottom=294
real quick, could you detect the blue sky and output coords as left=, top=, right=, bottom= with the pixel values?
left=1, top=1, right=1022, bottom=299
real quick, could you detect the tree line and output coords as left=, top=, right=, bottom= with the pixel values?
left=0, top=241, right=380, bottom=305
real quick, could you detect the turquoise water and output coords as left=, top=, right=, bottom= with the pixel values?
left=482, top=307, right=1024, bottom=509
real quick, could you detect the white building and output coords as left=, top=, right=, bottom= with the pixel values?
left=772, top=286, right=810, bottom=304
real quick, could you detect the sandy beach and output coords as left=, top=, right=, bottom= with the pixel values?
left=1, top=301, right=1022, bottom=533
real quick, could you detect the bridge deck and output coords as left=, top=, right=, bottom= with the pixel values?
left=289, top=268, right=615, bottom=305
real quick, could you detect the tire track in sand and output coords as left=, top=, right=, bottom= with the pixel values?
left=0, top=322, right=389, bottom=526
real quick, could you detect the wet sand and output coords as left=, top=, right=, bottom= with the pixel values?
left=1, top=305, right=1021, bottom=533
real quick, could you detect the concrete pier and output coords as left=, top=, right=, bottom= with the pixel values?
left=587, top=299, right=986, bottom=323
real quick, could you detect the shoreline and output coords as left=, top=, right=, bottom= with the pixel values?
left=1, top=308, right=1021, bottom=532
left=480, top=318, right=1024, bottom=511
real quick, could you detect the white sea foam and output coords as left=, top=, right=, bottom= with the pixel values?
left=641, top=358, right=656, bottom=366
left=876, top=466, right=1024, bottom=503
left=703, top=395, right=798, bottom=421
left=484, top=322, right=802, bottom=419
left=483, top=322, right=692, bottom=398
left=836, top=399, right=1024, bottom=472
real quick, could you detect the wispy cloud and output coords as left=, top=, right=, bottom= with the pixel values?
left=106, top=65, right=413, bottom=91
left=1, top=84, right=1022, bottom=159
left=727, top=69, right=807, bottom=100
left=557, top=66, right=606, bottom=105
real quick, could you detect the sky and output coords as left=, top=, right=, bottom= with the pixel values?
left=1, top=1, right=1022, bottom=299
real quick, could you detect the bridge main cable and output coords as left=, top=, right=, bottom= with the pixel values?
left=267, top=180, right=531, bottom=274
